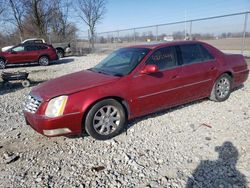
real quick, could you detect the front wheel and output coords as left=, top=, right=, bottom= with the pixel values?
left=0, top=58, right=6, bottom=69
left=85, top=99, right=126, bottom=140
left=210, top=74, right=232, bottom=102
left=38, top=56, right=50, bottom=66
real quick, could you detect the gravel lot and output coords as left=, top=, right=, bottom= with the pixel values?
left=0, top=55, right=249, bottom=188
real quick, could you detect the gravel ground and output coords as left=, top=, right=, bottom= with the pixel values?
left=0, top=55, right=249, bottom=188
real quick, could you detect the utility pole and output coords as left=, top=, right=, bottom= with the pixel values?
left=184, top=9, right=187, bottom=40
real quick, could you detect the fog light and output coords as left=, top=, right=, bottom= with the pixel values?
left=43, top=128, right=71, bottom=136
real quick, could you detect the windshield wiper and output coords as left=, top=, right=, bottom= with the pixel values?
left=89, top=68, right=123, bottom=77
left=89, top=68, right=110, bottom=75
left=113, top=73, right=123, bottom=77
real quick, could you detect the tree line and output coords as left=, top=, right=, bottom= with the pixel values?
left=0, top=0, right=106, bottom=50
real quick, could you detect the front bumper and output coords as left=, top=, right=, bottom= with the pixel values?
left=24, top=111, right=82, bottom=137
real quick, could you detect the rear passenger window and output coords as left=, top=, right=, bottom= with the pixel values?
left=180, top=44, right=215, bottom=65
left=198, top=44, right=214, bottom=61
left=180, top=44, right=204, bottom=65
left=37, top=45, right=47, bottom=50
left=146, top=47, right=177, bottom=70
left=25, top=45, right=38, bottom=51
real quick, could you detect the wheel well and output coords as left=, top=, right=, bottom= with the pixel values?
left=213, top=71, right=234, bottom=86
left=224, top=71, right=233, bottom=78
left=0, top=56, right=6, bottom=61
left=39, top=54, right=50, bottom=60
left=81, top=96, right=129, bottom=133
left=56, top=47, right=64, bottom=53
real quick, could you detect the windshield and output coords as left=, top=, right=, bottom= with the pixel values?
left=91, top=48, right=150, bottom=76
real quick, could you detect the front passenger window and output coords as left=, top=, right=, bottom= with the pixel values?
left=12, top=46, right=25, bottom=52
left=146, top=47, right=177, bottom=70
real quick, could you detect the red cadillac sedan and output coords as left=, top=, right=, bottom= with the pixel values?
left=23, top=41, right=249, bottom=140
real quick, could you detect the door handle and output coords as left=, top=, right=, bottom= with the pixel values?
left=210, top=67, right=216, bottom=71
left=171, top=75, right=178, bottom=79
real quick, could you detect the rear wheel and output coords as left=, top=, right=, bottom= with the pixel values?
left=210, top=74, right=232, bottom=102
left=57, top=49, right=64, bottom=59
left=22, top=79, right=31, bottom=87
left=38, top=56, right=50, bottom=66
left=85, top=99, right=126, bottom=140
left=0, top=58, right=6, bottom=69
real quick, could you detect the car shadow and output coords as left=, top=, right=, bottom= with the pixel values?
left=54, top=58, right=75, bottom=65
left=77, top=84, right=245, bottom=140
left=126, top=84, right=245, bottom=131
left=186, top=141, right=246, bottom=188
left=4, top=58, right=75, bottom=69
left=126, top=98, right=206, bottom=131
left=0, top=80, right=47, bottom=95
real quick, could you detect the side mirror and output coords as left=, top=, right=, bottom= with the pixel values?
left=140, top=64, right=159, bottom=74
left=10, top=50, right=17, bottom=54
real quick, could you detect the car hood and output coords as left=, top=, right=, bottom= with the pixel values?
left=1, top=46, right=13, bottom=52
left=31, top=70, right=120, bottom=101
left=0, top=51, right=9, bottom=56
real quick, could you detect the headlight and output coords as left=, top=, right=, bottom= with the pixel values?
left=45, top=96, right=68, bottom=118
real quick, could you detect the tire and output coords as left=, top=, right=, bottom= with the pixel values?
left=38, top=56, right=50, bottom=66
left=210, top=73, right=232, bottom=102
left=22, top=79, right=31, bottom=88
left=85, top=99, right=126, bottom=140
left=0, top=58, right=6, bottom=69
left=57, top=50, right=64, bottom=59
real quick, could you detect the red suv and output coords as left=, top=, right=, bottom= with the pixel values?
left=0, top=43, right=58, bottom=69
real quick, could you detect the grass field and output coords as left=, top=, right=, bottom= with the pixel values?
left=247, top=58, right=250, bottom=67
left=202, top=38, right=250, bottom=51
left=90, top=37, right=250, bottom=56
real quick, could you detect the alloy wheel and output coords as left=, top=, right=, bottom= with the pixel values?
left=57, top=51, right=63, bottom=59
left=39, top=57, right=49, bottom=66
left=0, top=59, right=6, bottom=69
left=93, top=105, right=121, bottom=135
left=216, top=77, right=230, bottom=99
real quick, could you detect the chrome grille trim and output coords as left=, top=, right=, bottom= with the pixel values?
left=23, top=94, right=42, bottom=113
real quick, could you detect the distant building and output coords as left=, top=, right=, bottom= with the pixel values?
left=163, top=36, right=174, bottom=41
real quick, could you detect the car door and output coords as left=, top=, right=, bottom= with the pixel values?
left=6, top=45, right=27, bottom=63
left=130, top=46, right=184, bottom=116
left=25, top=45, right=40, bottom=62
left=177, top=43, right=217, bottom=102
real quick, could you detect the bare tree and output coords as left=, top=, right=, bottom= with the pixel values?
left=1, top=0, right=77, bottom=47
left=7, top=0, right=26, bottom=41
left=0, top=0, right=4, bottom=17
left=24, top=0, right=56, bottom=39
left=76, top=0, right=106, bottom=50
left=49, top=0, right=77, bottom=42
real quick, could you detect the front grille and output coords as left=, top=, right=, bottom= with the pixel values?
left=23, top=94, right=42, bottom=113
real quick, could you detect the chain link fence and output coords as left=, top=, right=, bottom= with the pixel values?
left=87, top=12, right=249, bottom=56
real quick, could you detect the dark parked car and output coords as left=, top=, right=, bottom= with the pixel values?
left=23, top=41, right=249, bottom=140
left=0, top=43, right=58, bottom=69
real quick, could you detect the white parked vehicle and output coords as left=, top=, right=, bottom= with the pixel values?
left=1, top=38, right=46, bottom=52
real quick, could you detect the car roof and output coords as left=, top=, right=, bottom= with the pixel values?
left=128, top=40, right=204, bottom=50
left=22, top=43, right=48, bottom=46
left=22, top=38, right=45, bottom=43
